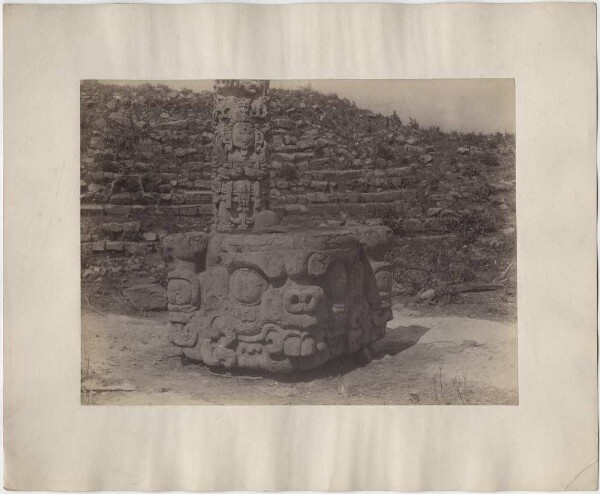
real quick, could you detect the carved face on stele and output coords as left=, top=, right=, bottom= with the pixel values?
left=231, top=122, right=255, bottom=150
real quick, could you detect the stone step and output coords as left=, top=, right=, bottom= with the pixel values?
left=275, top=189, right=417, bottom=205
left=399, top=218, right=454, bottom=233
left=81, top=204, right=214, bottom=218
left=301, top=165, right=415, bottom=181
left=274, top=201, right=409, bottom=218
left=183, top=190, right=212, bottom=204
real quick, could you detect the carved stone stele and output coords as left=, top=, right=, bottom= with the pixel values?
left=212, top=80, right=271, bottom=232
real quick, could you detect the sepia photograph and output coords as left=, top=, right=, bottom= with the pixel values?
left=6, top=3, right=597, bottom=489
left=80, top=78, right=517, bottom=405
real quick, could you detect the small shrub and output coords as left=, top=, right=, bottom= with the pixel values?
left=481, top=151, right=500, bottom=167
left=375, top=142, right=395, bottom=161
left=455, top=209, right=496, bottom=243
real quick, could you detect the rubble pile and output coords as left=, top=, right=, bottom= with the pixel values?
left=80, top=81, right=516, bottom=311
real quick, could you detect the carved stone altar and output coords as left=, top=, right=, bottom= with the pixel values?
left=163, top=80, right=394, bottom=372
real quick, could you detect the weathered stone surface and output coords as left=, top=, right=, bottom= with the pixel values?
left=106, top=241, right=125, bottom=251
left=102, top=221, right=140, bottom=233
left=418, top=154, right=433, bottom=165
left=109, top=192, right=131, bottom=204
left=296, top=139, right=315, bottom=150
left=163, top=232, right=209, bottom=262
left=164, top=226, right=392, bottom=372
left=306, top=192, right=331, bottom=203
left=104, top=204, right=131, bottom=216
left=336, top=169, right=362, bottom=180
left=184, top=190, right=212, bottom=204
left=109, top=112, right=131, bottom=127
left=310, top=180, right=329, bottom=191
left=273, top=117, right=295, bottom=130
left=180, top=205, right=199, bottom=216
left=155, top=119, right=188, bottom=130
left=81, top=205, right=104, bottom=216
left=157, top=80, right=393, bottom=373
left=212, top=80, right=270, bottom=231
left=123, top=284, right=167, bottom=311
left=81, top=242, right=93, bottom=257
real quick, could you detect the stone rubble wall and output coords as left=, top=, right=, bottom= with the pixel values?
left=80, top=81, right=516, bottom=304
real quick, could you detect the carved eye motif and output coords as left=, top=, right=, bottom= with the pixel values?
left=168, top=279, right=192, bottom=305
left=324, top=261, right=348, bottom=301
left=230, top=268, right=267, bottom=306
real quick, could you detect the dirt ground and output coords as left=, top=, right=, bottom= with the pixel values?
left=81, top=304, right=518, bottom=406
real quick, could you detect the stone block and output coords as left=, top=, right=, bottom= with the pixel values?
left=311, top=170, right=337, bottom=181
left=335, top=192, right=360, bottom=203
left=419, top=154, right=433, bottom=165
left=102, top=222, right=123, bottom=233
left=311, top=158, right=330, bottom=168
left=184, top=191, right=212, bottom=204
left=156, top=205, right=180, bottom=217
left=81, top=205, right=104, bottom=217
left=106, top=241, right=125, bottom=251
left=193, top=180, right=212, bottom=189
left=273, top=117, right=295, bottom=130
left=155, top=119, right=188, bottom=130
left=131, top=205, right=146, bottom=216
left=310, top=180, right=329, bottom=191
left=124, top=242, right=142, bottom=254
left=273, top=152, right=295, bottom=162
left=360, top=191, right=405, bottom=203
left=336, top=169, right=362, bottom=180
left=296, top=139, right=315, bottom=150
left=104, top=205, right=131, bottom=216
left=297, top=161, right=309, bottom=172
left=404, top=144, right=426, bottom=155
left=294, top=152, right=314, bottom=161
left=197, top=204, right=213, bottom=216
left=306, top=192, right=330, bottom=203
left=180, top=205, right=199, bottom=216
left=92, top=241, right=106, bottom=252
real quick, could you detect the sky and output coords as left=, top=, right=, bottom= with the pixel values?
left=105, top=79, right=515, bottom=134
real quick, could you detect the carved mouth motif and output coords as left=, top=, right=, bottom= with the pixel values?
left=239, top=323, right=327, bottom=358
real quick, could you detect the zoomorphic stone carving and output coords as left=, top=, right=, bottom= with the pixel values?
left=163, top=80, right=394, bottom=372
left=164, top=227, right=393, bottom=372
